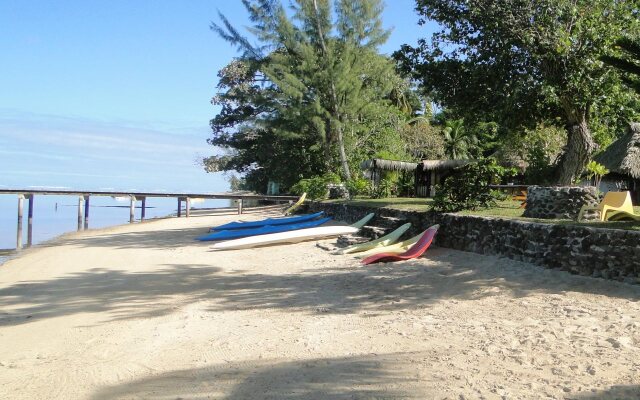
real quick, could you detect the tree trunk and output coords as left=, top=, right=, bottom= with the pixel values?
left=322, top=137, right=332, bottom=172
left=336, top=124, right=352, bottom=181
left=555, top=110, right=596, bottom=185
left=311, top=0, right=351, bottom=181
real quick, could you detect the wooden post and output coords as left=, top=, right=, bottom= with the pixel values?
left=140, top=197, right=146, bottom=221
left=16, top=195, right=24, bottom=250
left=83, top=195, right=90, bottom=230
left=27, top=195, right=34, bottom=247
left=237, top=198, right=243, bottom=215
left=177, top=197, right=182, bottom=217
left=129, top=196, right=136, bottom=223
left=185, top=197, right=191, bottom=218
left=77, top=196, right=84, bottom=231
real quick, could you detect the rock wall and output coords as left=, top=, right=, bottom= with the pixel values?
left=523, top=186, right=599, bottom=220
left=307, top=201, right=640, bottom=284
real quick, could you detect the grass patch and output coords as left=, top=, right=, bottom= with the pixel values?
left=323, top=197, right=640, bottom=231
left=324, top=197, right=434, bottom=211
left=461, top=200, right=640, bottom=231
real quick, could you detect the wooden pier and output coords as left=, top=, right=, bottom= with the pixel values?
left=0, top=189, right=298, bottom=251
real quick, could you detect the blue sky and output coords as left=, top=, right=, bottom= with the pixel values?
left=0, top=0, right=435, bottom=193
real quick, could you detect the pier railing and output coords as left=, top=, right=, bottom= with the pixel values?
left=0, top=189, right=298, bottom=250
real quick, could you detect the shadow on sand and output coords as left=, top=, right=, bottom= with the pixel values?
left=1, top=246, right=639, bottom=327
left=90, top=353, right=428, bottom=400
left=567, top=385, right=640, bottom=399
left=89, top=356, right=640, bottom=399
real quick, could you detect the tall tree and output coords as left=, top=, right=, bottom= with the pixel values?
left=211, top=0, right=396, bottom=181
left=203, top=59, right=326, bottom=191
left=601, top=37, right=640, bottom=95
left=396, top=0, right=639, bottom=184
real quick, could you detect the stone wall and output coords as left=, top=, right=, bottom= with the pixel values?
left=523, top=186, right=599, bottom=220
left=307, top=202, right=640, bottom=284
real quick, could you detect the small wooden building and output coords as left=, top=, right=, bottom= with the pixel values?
left=594, top=123, right=640, bottom=204
left=415, top=159, right=470, bottom=197
left=361, top=158, right=418, bottom=186
left=361, top=158, right=471, bottom=198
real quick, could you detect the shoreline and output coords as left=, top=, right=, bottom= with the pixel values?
left=0, top=202, right=280, bottom=266
left=1, top=210, right=639, bottom=399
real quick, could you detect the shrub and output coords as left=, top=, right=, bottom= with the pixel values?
left=345, top=177, right=371, bottom=197
left=432, top=158, right=516, bottom=212
left=371, top=178, right=396, bottom=199
left=585, top=161, right=609, bottom=188
left=290, top=173, right=342, bottom=200
left=397, top=172, right=415, bottom=197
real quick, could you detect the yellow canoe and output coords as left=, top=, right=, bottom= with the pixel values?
left=353, top=225, right=439, bottom=258
left=337, top=222, right=411, bottom=254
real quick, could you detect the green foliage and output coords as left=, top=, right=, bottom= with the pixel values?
left=525, top=146, right=556, bottom=186
left=203, top=59, right=327, bottom=193
left=371, top=178, right=396, bottom=199
left=226, top=174, right=245, bottom=192
left=601, top=37, right=640, bottom=95
left=442, top=119, right=478, bottom=159
left=290, top=173, right=342, bottom=200
left=396, top=0, right=640, bottom=184
left=432, top=158, right=516, bottom=213
left=396, top=172, right=415, bottom=197
left=345, top=177, right=371, bottom=197
left=399, top=119, right=445, bottom=160
left=207, top=0, right=413, bottom=188
left=498, top=124, right=566, bottom=185
left=586, top=161, right=609, bottom=188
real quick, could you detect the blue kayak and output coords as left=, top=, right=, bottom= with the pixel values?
left=209, top=211, right=324, bottom=231
left=198, top=217, right=332, bottom=241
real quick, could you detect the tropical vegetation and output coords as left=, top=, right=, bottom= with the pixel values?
left=205, top=0, right=640, bottom=211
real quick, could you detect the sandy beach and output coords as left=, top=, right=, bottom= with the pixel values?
left=1, top=210, right=639, bottom=399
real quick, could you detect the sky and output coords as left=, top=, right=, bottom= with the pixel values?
left=0, top=0, right=436, bottom=193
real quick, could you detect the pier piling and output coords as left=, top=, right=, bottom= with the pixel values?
left=77, top=196, right=84, bottom=231
left=141, top=197, right=146, bottom=221
left=16, top=195, right=24, bottom=250
left=84, top=195, right=90, bottom=230
left=129, top=196, right=136, bottom=223
left=27, top=195, right=34, bottom=247
left=237, top=199, right=243, bottom=215
left=186, top=197, right=191, bottom=218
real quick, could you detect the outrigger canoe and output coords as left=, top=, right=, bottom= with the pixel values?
left=198, top=217, right=331, bottom=241
left=336, top=222, right=412, bottom=254
left=361, top=225, right=439, bottom=265
left=354, top=230, right=424, bottom=257
left=211, top=213, right=375, bottom=250
left=209, top=211, right=324, bottom=231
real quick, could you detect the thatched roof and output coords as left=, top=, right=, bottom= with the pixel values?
left=361, top=158, right=418, bottom=172
left=594, top=123, right=640, bottom=179
left=420, top=159, right=470, bottom=171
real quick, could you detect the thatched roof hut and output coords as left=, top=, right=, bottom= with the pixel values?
left=360, top=158, right=418, bottom=172
left=594, top=123, right=640, bottom=179
left=419, top=159, right=470, bottom=171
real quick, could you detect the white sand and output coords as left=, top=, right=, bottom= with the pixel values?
left=1, top=210, right=639, bottom=399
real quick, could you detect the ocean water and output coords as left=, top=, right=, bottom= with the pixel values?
left=0, top=195, right=231, bottom=265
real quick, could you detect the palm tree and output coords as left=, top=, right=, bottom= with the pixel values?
left=443, top=119, right=477, bottom=159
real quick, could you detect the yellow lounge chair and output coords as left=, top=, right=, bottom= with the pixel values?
left=577, top=191, right=634, bottom=221
left=606, top=209, right=640, bottom=222
left=283, top=192, right=307, bottom=215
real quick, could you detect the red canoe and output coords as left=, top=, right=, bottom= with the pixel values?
left=361, top=225, right=439, bottom=265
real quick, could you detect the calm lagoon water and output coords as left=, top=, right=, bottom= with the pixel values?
left=0, top=195, right=231, bottom=265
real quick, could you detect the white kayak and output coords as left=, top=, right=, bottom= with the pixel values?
left=211, top=213, right=374, bottom=250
